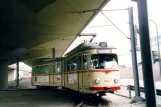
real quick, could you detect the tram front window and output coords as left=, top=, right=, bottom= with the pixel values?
left=90, top=54, right=118, bottom=69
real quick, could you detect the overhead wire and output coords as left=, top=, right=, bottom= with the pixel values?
left=62, top=0, right=86, bottom=22
left=70, top=8, right=128, bottom=13
left=101, top=11, right=130, bottom=39
left=88, top=24, right=112, bottom=28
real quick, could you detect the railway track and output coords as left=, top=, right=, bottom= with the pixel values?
left=74, top=95, right=108, bottom=107
left=0, top=87, right=144, bottom=107
left=74, top=93, right=135, bottom=107
left=1, top=85, right=146, bottom=107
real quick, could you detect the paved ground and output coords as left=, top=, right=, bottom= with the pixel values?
left=115, top=86, right=161, bottom=107
left=0, top=90, right=80, bottom=107
left=0, top=89, right=141, bottom=107
left=6, top=79, right=141, bottom=107
left=120, top=62, right=161, bottom=82
left=8, top=78, right=36, bottom=89
left=102, top=93, right=136, bottom=107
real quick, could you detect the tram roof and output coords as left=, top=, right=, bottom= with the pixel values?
left=65, top=42, right=116, bottom=57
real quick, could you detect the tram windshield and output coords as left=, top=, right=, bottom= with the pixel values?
left=90, top=54, right=118, bottom=69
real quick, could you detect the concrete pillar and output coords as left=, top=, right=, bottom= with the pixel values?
left=0, top=63, right=8, bottom=89
left=137, top=0, right=157, bottom=106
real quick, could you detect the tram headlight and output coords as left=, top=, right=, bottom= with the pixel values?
left=94, top=78, right=100, bottom=84
left=114, top=79, right=119, bottom=84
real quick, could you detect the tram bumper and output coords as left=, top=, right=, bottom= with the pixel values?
left=89, top=86, right=120, bottom=96
left=89, top=86, right=120, bottom=91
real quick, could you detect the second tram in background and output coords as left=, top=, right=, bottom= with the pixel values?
left=32, top=42, right=120, bottom=96
left=32, top=58, right=62, bottom=88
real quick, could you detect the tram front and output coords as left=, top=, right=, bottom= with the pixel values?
left=88, top=42, right=120, bottom=96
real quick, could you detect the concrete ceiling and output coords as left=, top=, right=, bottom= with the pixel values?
left=0, top=0, right=109, bottom=65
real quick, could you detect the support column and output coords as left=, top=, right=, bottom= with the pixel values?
left=128, top=3, right=145, bottom=103
left=137, top=0, right=157, bottom=107
left=0, top=63, right=8, bottom=89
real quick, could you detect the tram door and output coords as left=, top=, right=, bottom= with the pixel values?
left=82, top=53, right=90, bottom=93
left=61, top=61, right=65, bottom=87
left=53, top=62, right=62, bottom=86
left=78, top=54, right=83, bottom=92
left=49, top=64, right=55, bottom=86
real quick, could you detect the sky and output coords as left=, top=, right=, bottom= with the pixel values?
left=63, top=0, right=161, bottom=67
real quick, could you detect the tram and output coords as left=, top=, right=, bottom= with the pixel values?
left=31, top=42, right=120, bottom=96
left=32, top=58, right=62, bottom=88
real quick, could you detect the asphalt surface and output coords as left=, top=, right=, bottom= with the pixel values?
left=0, top=89, right=82, bottom=107
left=0, top=89, right=137, bottom=107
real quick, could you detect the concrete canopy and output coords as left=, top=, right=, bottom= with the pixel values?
left=0, top=0, right=109, bottom=65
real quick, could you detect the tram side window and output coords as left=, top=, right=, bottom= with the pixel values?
left=83, top=54, right=87, bottom=70
left=34, top=65, right=50, bottom=74
left=34, top=66, right=41, bottom=74
left=48, top=64, right=52, bottom=73
left=57, top=63, right=61, bottom=73
left=42, top=65, right=49, bottom=74
left=73, top=57, right=78, bottom=71
left=67, top=57, right=78, bottom=72
left=53, top=64, right=56, bottom=73
left=77, top=55, right=82, bottom=70
left=61, top=62, right=64, bottom=72
left=64, top=61, right=67, bottom=72
left=33, top=67, right=37, bottom=74
left=37, top=66, right=40, bottom=74
left=67, top=60, right=71, bottom=72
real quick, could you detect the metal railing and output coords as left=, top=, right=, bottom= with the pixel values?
left=128, top=85, right=161, bottom=97
left=116, top=85, right=161, bottom=99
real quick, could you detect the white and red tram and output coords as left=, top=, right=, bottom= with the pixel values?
left=32, top=42, right=120, bottom=96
